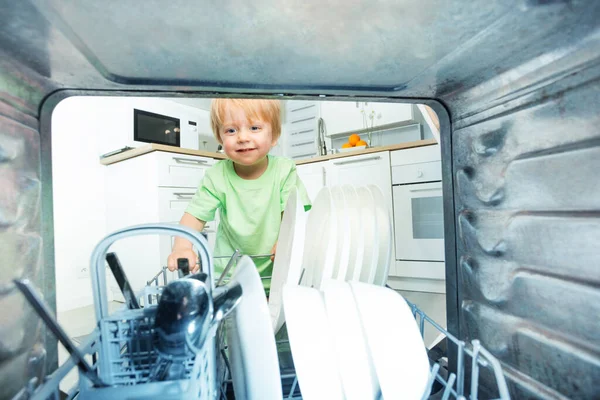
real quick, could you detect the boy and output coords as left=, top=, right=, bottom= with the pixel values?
left=167, top=99, right=311, bottom=293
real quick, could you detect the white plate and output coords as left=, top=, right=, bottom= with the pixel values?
left=269, top=187, right=307, bottom=334
left=350, top=282, right=430, bottom=400
left=283, top=285, right=344, bottom=400
left=341, top=185, right=364, bottom=282
left=355, top=187, right=378, bottom=283
left=226, top=256, right=282, bottom=400
left=322, top=280, right=379, bottom=400
left=330, top=186, right=350, bottom=280
left=301, top=187, right=337, bottom=289
left=368, top=185, right=392, bottom=286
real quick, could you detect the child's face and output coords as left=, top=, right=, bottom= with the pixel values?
left=219, top=105, right=277, bottom=167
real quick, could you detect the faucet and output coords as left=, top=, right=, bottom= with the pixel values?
left=317, top=118, right=328, bottom=156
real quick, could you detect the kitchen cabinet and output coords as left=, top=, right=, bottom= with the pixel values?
left=319, top=101, right=365, bottom=138
left=282, top=101, right=320, bottom=160
left=105, top=151, right=219, bottom=296
left=298, top=151, right=396, bottom=275
left=326, top=152, right=393, bottom=215
left=320, top=101, right=415, bottom=137
left=296, top=161, right=326, bottom=202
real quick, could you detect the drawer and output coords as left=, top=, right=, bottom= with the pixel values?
left=288, top=140, right=317, bottom=159
left=394, top=260, right=445, bottom=280
left=155, top=151, right=216, bottom=188
left=157, top=187, right=218, bottom=230
left=288, top=125, right=317, bottom=145
left=390, top=144, right=440, bottom=166
left=157, top=187, right=196, bottom=223
left=392, top=161, right=441, bottom=185
left=287, top=103, right=319, bottom=123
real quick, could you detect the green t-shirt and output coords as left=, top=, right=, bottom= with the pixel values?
left=185, top=155, right=311, bottom=291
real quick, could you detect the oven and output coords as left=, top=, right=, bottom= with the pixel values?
left=390, top=145, right=445, bottom=293
left=393, top=181, right=444, bottom=261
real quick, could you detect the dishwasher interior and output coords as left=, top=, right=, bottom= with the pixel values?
left=1, top=1, right=599, bottom=399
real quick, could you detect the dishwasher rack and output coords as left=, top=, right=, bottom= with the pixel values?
left=14, top=243, right=510, bottom=400
left=13, top=291, right=510, bottom=400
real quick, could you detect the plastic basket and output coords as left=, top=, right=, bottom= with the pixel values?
left=84, top=223, right=219, bottom=400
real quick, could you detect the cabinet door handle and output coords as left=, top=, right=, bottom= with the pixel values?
left=333, top=155, right=381, bottom=166
left=173, top=192, right=195, bottom=199
left=322, top=166, right=327, bottom=186
left=408, top=187, right=441, bottom=193
left=172, top=157, right=208, bottom=165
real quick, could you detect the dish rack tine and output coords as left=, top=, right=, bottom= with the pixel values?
left=457, top=341, right=466, bottom=396
left=475, top=340, right=511, bottom=399
left=471, top=340, right=482, bottom=399
left=297, top=268, right=305, bottom=285
left=287, top=376, right=299, bottom=399
left=217, top=249, right=241, bottom=286
left=442, top=373, right=457, bottom=400
left=421, top=363, right=440, bottom=400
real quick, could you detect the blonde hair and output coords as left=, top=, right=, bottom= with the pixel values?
left=210, top=99, right=281, bottom=144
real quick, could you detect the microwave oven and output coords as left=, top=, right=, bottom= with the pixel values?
left=133, top=108, right=181, bottom=147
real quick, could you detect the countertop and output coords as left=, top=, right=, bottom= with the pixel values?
left=100, top=139, right=437, bottom=166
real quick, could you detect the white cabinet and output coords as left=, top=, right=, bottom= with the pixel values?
left=296, top=162, right=327, bottom=202
left=282, top=101, right=320, bottom=160
left=298, top=152, right=396, bottom=276
left=372, top=102, right=414, bottom=127
left=320, top=101, right=364, bottom=138
left=105, top=151, right=218, bottom=295
left=326, top=152, right=395, bottom=274
left=326, top=152, right=393, bottom=215
left=320, top=101, right=415, bottom=137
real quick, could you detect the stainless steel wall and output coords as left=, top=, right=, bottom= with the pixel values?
left=0, top=0, right=599, bottom=398
left=0, top=57, right=54, bottom=399
left=449, top=42, right=600, bottom=398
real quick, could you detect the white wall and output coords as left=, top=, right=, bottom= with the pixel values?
left=52, top=96, right=211, bottom=312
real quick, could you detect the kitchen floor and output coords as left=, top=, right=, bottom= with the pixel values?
left=396, top=290, right=447, bottom=349
left=57, top=301, right=122, bottom=393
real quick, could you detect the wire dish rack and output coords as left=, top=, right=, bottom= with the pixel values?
left=14, top=226, right=511, bottom=400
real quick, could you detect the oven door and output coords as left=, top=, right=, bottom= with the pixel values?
left=393, top=181, right=445, bottom=262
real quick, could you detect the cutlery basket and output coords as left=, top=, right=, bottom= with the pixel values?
left=77, top=305, right=218, bottom=400
left=83, top=223, right=221, bottom=400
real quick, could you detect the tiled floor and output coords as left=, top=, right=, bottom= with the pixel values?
left=56, top=301, right=122, bottom=392
left=396, top=290, right=447, bottom=348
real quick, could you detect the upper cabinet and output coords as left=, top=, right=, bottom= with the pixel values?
left=320, top=101, right=415, bottom=137
left=319, top=101, right=365, bottom=138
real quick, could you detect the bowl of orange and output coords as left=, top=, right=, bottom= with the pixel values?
left=340, top=134, right=368, bottom=152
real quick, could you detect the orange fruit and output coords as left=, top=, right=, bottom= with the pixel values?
left=348, top=134, right=361, bottom=146
left=341, top=142, right=353, bottom=149
left=356, top=140, right=368, bottom=147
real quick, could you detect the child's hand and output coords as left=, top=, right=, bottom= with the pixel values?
left=270, top=242, right=277, bottom=262
left=167, top=248, right=198, bottom=273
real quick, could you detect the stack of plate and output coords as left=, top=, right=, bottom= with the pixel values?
left=282, top=281, right=431, bottom=400
left=302, top=184, right=392, bottom=288
left=269, top=184, right=393, bottom=335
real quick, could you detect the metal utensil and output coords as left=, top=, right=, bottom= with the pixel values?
left=213, top=281, right=243, bottom=322
left=203, top=282, right=243, bottom=341
left=153, top=277, right=212, bottom=359
left=150, top=282, right=242, bottom=381
left=189, top=272, right=208, bottom=283
left=13, top=279, right=108, bottom=387
left=105, top=252, right=140, bottom=309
